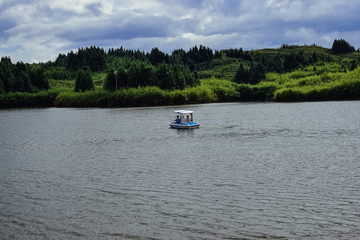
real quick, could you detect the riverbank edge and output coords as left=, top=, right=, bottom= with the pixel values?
left=1, top=83, right=359, bottom=109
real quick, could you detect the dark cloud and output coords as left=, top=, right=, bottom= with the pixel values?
left=56, top=14, right=171, bottom=44
left=35, top=4, right=54, bottom=18
left=0, top=18, right=16, bottom=43
left=86, top=3, right=102, bottom=16
left=1, top=0, right=360, bottom=62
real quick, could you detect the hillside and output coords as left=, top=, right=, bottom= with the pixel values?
left=1, top=41, right=360, bottom=108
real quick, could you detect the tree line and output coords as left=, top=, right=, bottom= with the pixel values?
left=233, top=50, right=318, bottom=84
left=0, top=57, right=49, bottom=94
left=53, top=45, right=215, bottom=73
left=1, top=39, right=358, bottom=94
left=75, top=61, right=199, bottom=92
left=331, top=39, right=356, bottom=54
left=57, top=46, right=207, bottom=92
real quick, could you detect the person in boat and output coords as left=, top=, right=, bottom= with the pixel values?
left=181, top=115, right=185, bottom=123
left=175, top=115, right=181, bottom=123
left=186, top=115, right=190, bottom=123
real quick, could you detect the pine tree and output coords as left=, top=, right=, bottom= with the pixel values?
left=234, top=64, right=250, bottom=84
left=149, top=47, right=168, bottom=65
left=116, top=66, right=128, bottom=88
left=249, top=62, right=265, bottom=84
left=331, top=39, right=355, bottom=54
left=75, top=68, right=94, bottom=92
left=103, top=69, right=117, bottom=91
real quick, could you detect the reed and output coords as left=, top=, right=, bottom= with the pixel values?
left=0, top=90, right=58, bottom=108
left=201, top=78, right=239, bottom=101
left=273, top=68, right=360, bottom=101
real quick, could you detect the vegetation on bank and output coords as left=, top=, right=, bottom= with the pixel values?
left=1, top=39, right=360, bottom=108
left=0, top=90, right=58, bottom=108
left=273, top=67, right=360, bottom=101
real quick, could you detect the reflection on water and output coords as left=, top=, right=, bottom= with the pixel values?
left=1, top=102, right=360, bottom=239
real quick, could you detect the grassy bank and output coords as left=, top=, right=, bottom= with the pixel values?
left=2, top=67, right=359, bottom=108
left=51, top=79, right=279, bottom=108
left=54, top=84, right=217, bottom=108
left=1, top=59, right=360, bottom=108
left=272, top=66, right=360, bottom=101
left=0, top=90, right=59, bottom=108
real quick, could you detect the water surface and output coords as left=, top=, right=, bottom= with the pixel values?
left=1, top=101, right=360, bottom=239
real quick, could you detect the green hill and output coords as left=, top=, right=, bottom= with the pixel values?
left=1, top=40, right=360, bottom=108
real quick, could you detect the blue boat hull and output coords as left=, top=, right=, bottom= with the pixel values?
left=169, top=122, right=200, bottom=129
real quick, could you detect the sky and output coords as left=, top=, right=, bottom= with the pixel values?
left=1, top=0, right=360, bottom=63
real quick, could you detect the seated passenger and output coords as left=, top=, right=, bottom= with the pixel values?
left=181, top=115, right=185, bottom=123
left=175, top=115, right=181, bottom=123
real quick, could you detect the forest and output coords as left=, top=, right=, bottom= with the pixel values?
left=0, top=39, right=359, bottom=108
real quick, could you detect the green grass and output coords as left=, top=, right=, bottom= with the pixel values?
left=273, top=67, right=360, bottom=101
left=49, top=72, right=106, bottom=91
left=54, top=84, right=218, bottom=108
left=49, top=79, right=75, bottom=89
left=92, top=72, right=107, bottom=89
left=4, top=64, right=359, bottom=108
left=2, top=45, right=360, bottom=108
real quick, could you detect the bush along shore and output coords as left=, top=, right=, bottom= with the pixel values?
left=1, top=40, right=360, bottom=108
left=2, top=66, right=359, bottom=108
left=53, top=80, right=279, bottom=108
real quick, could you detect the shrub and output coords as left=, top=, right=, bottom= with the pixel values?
left=0, top=90, right=58, bottom=108
left=74, top=68, right=94, bottom=92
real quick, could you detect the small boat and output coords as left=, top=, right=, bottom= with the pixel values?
left=169, top=110, right=200, bottom=129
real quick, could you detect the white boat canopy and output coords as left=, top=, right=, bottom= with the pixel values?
left=174, top=110, right=195, bottom=122
left=174, top=110, right=194, bottom=114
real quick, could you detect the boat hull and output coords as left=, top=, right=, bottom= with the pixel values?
left=169, top=122, right=200, bottom=129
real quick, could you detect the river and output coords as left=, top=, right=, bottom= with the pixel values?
left=1, top=101, right=360, bottom=239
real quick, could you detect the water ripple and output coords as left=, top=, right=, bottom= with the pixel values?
left=1, top=102, right=360, bottom=239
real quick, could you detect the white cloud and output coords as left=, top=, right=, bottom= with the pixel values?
left=284, top=27, right=318, bottom=41
left=265, top=0, right=305, bottom=21
left=1, top=0, right=360, bottom=62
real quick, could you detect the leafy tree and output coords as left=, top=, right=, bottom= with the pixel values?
left=170, top=49, right=187, bottom=65
left=312, top=52, right=318, bottom=63
left=15, top=62, right=33, bottom=92
left=0, top=77, right=4, bottom=94
left=62, top=46, right=106, bottom=72
left=103, top=69, right=117, bottom=91
left=224, top=48, right=244, bottom=58
left=295, top=51, right=306, bottom=66
left=188, top=45, right=213, bottom=63
left=214, top=50, right=222, bottom=59
left=0, top=57, right=49, bottom=93
left=234, top=62, right=265, bottom=84
left=171, top=65, right=186, bottom=90
left=180, top=64, right=199, bottom=87
left=264, top=54, right=284, bottom=73
left=75, top=67, right=94, bottom=92
left=155, top=63, right=174, bottom=89
left=55, top=54, right=67, bottom=66
left=127, top=62, right=154, bottom=88
left=349, top=60, right=357, bottom=71
left=0, top=57, right=16, bottom=92
left=331, top=39, right=355, bottom=54
left=29, top=67, right=49, bottom=90
left=103, top=60, right=199, bottom=91
left=283, top=52, right=298, bottom=72
left=116, top=66, right=128, bottom=88
left=249, top=62, right=266, bottom=84
left=234, top=64, right=250, bottom=84
left=149, top=47, right=169, bottom=65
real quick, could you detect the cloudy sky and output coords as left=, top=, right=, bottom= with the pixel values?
left=1, top=0, right=360, bottom=63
